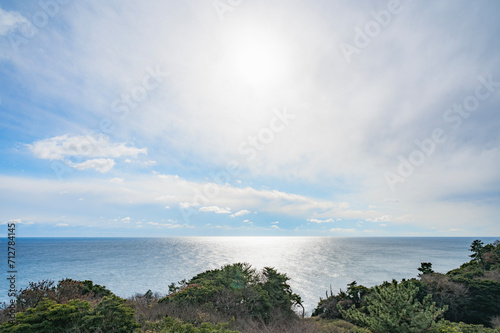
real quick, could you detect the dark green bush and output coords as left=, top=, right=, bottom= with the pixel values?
left=160, top=263, right=302, bottom=323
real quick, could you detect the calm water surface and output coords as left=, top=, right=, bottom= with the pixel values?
left=1, top=237, right=496, bottom=314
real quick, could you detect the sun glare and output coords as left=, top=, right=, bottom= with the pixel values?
left=225, top=27, right=292, bottom=88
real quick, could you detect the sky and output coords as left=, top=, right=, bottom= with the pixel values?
left=0, top=0, right=499, bottom=237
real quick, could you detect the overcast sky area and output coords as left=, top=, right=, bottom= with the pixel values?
left=0, top=0, right=499, bottom=237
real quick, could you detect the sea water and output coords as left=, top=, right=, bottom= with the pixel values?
left=1, top=237, right=497, bottom=314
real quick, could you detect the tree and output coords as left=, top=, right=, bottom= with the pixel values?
left=81, top=296, right=140, bottom=333
left=418, top=262, right=435, bottom=276
left=16, top=280, right=56, bottom=311
left=346, top=281, right=370, bottom=307
left=470, top=240, right=485, bottom=264
left=159, top=263, right=302, bottom=323
left=338, top=280, right=448, bottom=333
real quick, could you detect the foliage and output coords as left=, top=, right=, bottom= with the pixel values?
left=144, top=316, right=239, bottom=333
left=492, top=316, right=500, bottom=330
left=430, top=320, right=500, bottom=333
left=159, top=263, right=302, bottom=323
left=444, top=240, right=500, bottom=326
left=4, top=239, right=500, bottom=333
left=0, top=299, right=91, bottom=333
left=418, top=262, right=435, bottom=276
left=14, top=278, right=113, bottom=312
left=338, top=280, right=447, bottom=333
left=418, top=273, right=470, bottom=323
left=0, top=296, right=139, bottom=333
left=312, top=281, right=369, bottom=320
left=81, top=296, right=140, bottom=332
left=446, top=277, right=500, bottom=326
left=306, top=317, right=373, bottom=333
left=469, top=240, right=485, bottom=264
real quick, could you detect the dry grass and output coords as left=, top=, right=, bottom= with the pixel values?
left=127, top=293, right=370, bottom=333
left=479, top=270, right=500, bottom=283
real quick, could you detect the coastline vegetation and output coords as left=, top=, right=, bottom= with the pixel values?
left=1, top=239, right=499, bottom=333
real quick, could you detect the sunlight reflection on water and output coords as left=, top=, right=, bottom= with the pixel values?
left=1, top=237, right=493, bottom=315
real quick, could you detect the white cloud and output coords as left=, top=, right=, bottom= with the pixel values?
left=366, top=215, right=392, bottom=223
left=55, top=223, right=69, bottom=227
left=0, top=7, right=27, bottom=36
left=27, top=135, right=147, bottom=173
left=71, top=158, right=115, bottom=173
left=271, top=221, right=279, bottom=224
left=1, top=219, right=34, bottom=225
left=29, top=135, right=146, bottom=160
left=110, top=178, right=124, bottom=184
left=156, top=195, right=177, bottom=202
left=330, top=228, right=356, bottom=232
left=179, top=202, right=193, bottom=209
left=0, top=2, right=498, bottom=236
left=124, top=159, right=157, bottom=167
left=271, top=225, right=279, bottom=229
left=199, top=206, right=231, bottom=214
left=0, top=171, right=498, bottom=235
left=147, top=221, right=193, bottom=228
left=121, top=217, right=131, bottom=223
left=307, top=218, right=335, bottom=223
left=230, top=209, right=250, bottom=218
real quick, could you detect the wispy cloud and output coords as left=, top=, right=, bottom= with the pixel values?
left=29, top=135, right=146, bottom=160
left=28, top=135, right=146, bottom=173
left=330, top=228, right=356, bottom=233
left=0, top=7, right=27, bottom=36
left=199, top=206, right=232, bottom=214
left=0, top=1, right=499, bottom=236
left=147, top=221, right=193, bottom=228
left=307, top=218, right=335, bottom=223
left=1, top=218, right=34, bottom=225
left=71, top=158, right=115, bottom=173
left=230, top=209, right=250, bottom=218
left=366, top=215, right=392, bottom=223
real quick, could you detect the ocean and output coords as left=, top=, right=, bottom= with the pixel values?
left=1, top=237, right=497, bottom=315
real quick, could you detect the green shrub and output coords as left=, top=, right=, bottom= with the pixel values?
left=0, top=296, right=139, bottom=333
left=160, top=263, right=302, bottom=323
left=144, top=316, right=240, bottom=333
left=338, top=280, right=447, bottom=333
left=0, top=299, right=92, bottom=333
left=430, top=320, right=500, bottom=333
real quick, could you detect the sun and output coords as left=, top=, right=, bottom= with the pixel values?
left=224, top=27, right=293, bottom=88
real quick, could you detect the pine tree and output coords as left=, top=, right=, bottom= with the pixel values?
left=338, top=280, right=448, bottom=333
left=418, top=262, right=434, bottom=276
left=469, top=239, right=485, bottom=264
